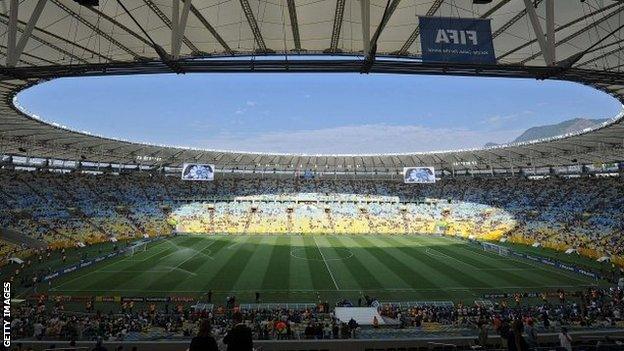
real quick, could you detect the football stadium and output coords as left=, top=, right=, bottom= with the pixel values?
left=2, top=0, right=624, bottom=350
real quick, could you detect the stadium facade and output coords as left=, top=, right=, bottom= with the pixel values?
left=3, top=2, right=624, bottom=350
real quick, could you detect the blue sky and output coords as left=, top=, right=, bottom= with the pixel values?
left=16, top=73, right=622, bottom=154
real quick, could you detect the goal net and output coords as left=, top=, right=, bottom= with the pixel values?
left=481, top=242, right=510, bottom=257
left=125, top=241, right=148, bottom=256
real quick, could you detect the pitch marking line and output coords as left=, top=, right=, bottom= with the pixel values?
left=466, top=247, right=513, bottom=261
left=424, top=248, right=481, bottom=270
left=122, top=238, right=173, bottom=261
left=51, top=237, right=181, bottom=291
left=226, top=236, right=248, bottom=250
left=313, top=236, right=340, bottom=291
left=290, top=247, right=353, bottom=261
left=171, top=239, right=218, bottom=272
left=500, top=250, right=591, bottom=285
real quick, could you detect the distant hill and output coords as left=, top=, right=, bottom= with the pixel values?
left=485, top=118, right=609, bottom=147
left=512, top=118, right=609, bottom=143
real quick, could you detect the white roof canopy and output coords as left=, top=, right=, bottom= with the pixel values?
left=0, top=0, right=623, bottom=172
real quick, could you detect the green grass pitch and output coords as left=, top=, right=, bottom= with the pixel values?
left=48, top=234, right=604, bottom=304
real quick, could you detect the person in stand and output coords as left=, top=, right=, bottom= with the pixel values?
left=559, top=327, right=572, bottom=351
left=506, top=319, right=528, bottom=351
left=524, top=319, right=538, bottom=349
left=91, top=338, right=108, bottom=351
left=189, top=319, right=218, bottom=351
left=348, top=318, right=358, bottom=339
left=478, top=320, right=489, bottom=348
left=223, top=312, right=252, bottom=351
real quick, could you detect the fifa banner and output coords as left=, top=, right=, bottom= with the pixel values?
left=404, top=167, right=436, bottom=184
left=181, top=163, right=215, bottom=181
left=419, top=16, right=496, bottom=64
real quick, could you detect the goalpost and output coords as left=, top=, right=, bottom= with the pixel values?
left=125, top=241, right=148, bottom=257
left=481, top=241, right=510, bottom=257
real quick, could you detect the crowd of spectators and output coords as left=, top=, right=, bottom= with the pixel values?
left=4, top=286, right=624, bottom=344
left=1, top=169, right=623, bottom=265
left=379, top=286, right=624, bottom=332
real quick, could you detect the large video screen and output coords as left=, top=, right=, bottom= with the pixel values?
left=181, top=163, right=214, bottom=181
left=403, top=167, right=436, bottom=184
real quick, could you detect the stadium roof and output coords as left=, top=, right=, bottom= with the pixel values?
left=1, top=0, right=624, bottom=172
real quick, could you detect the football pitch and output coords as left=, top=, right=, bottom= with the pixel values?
left=49, top=234, right=603, bottom=303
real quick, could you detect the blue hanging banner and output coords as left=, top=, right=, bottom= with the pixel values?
left=419, top=16, right=496, bottom=64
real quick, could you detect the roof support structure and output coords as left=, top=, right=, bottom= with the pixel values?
left=0, top=14, right=95, bottom=64
left=479, top=0, right=511, bottom=19
left=50, top=0, right=141, bottom=60
left=286, top=0, right=301, bottom=51
left=396, top=0, right=443, bottom=56
left=522, top=0, right=553, bottom=66
left=6, top=0, right=47, bottom=67
left=521, top=4, right=624, bottom=65
left=83, top=5, right=153, bottom=48
left=492, top=0, right=542, bottom=40
left=584, top=44, right=624, bottom=69
left=497, top=2, right=620, bottom=61
left=172, top=0, right=192, bottom=59
left=361, top=0, right=370, bottom=54
left=172, top=0, right=179, bottom=57
left=189, top=5, right=233, bottom=55
left=142, top=0, right=200, bottom=55
left=369, top=0, right=400, bottom=55
left=362, top=0, right=400, bottom=72
left=0, top=50, right=35, bottom=66
left=239, top=0, right=267, bottom=53
left=545, top=0, right=555, bottom=65
left=6, top=0, right=18, bottom=67
left=328, top=0, right=346, bottom=53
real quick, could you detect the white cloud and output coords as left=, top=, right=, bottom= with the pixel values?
left=246, top=100, right=257, bottom=107
left=191, top=124, right=522, bottom=154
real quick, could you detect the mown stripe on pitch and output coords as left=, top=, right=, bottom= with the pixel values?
left=312, top=235, right=354, bottom=290
left=261, top=236, right=291, bottom=290
left=416, top=237, right=543, bottom=287
left=176, top=239, right=221, bottom=273
left=173, top=237, right=235, bottom=293
left=203, top=237, right=260, bottom=292
left=301, top=236, right=338, bottom=290
left=77, top=236, right=201, bottom=292
left=231, top=236, right=277, bottom=290
left=324, top=236, right=384, bottom=290
left=425, top=236, right=593, bottom=286
left=387, top=236, right=493, bottom=289
left=136, top=236, right=205, bottom=269
left=370, top=236, right=459, bottom=288
left=441, top=240, right=576, bottom=286
left=356, top=236, right=441, bottom=290
left=336, top=236, right=411, bottom=289
left=380, top=236, right=468, bottom=288
left=141, top=237, right=220, bottom=292
left=288, top=236, right=315, bottom=291
left=193, top=237, right=252, bottom=293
